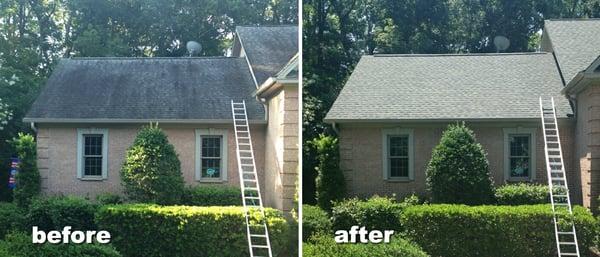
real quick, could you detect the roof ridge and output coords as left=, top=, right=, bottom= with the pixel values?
left=545, top=18, right=600, bottom=21
left=68, top=56, right=241, bottom=60
left=236, top=24, right=297, bottom=28
left=371, top=52, right=550, bottom=58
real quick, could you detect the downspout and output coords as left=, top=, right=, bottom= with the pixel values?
left=331, top=122, right=339, bottom=134
left=30, top=122, right=37, bottom=133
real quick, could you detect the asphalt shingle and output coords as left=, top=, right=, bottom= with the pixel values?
left=325, top=53, right=572, bottom=122
left=236, top=25, right=298, bottom=85
left=24, top=57, right=265, bottom=122
left=544, top=19, right=600, bottom=83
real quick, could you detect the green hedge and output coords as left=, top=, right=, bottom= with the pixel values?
left=495, top=183, right=565, bottom=205
left=303, top=234, right=429, bottom=257
left=27, top=196, right=98, bottom=232
left=0, top=203, right=25, bottom=239
left=95, top=204, right=291, bottom=257
left=180, top=185, right=242, bottom=206
left=302, top=205, right=331, bottom=241
left=401, top=204, right=598, bottom=257
left=0, top=232, right=122, bottom=257
left=331, top=196, right=409, bottom=232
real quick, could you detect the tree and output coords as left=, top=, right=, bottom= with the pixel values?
left=313, top=134, right=345, bottom=211
left=8, top=133, right=40, bottom=208
left=121, top=124, right=184, bottom=205
left=426, top=123, right=494, bottom=205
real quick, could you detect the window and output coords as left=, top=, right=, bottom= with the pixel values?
left=195, top=129, right=228, bottom=181
left=382, top=128, right=414, bottom=180
left=503, top=128, right=536, bottom=181
left=77, top=129, right=108, bottom=180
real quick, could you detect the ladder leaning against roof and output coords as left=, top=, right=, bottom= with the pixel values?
left=231, top=100, right=273, bottom=257
left=539, top=97, right=580, bottom=257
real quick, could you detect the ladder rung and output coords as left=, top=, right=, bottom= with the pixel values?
left=245, top=196, right=261, bottom=200
left=557, top=232, right=574, bottom=235
left=553, top=195, right=568, bottom=198
left=250, top=234, right=267, bottom=238
left=252, top=245, right=269, bottom=248
left=245, top=187, right=258, bottom=190
left=560, top=253, right=578, bottom=256
left=559, top=242, right=576, bottom=245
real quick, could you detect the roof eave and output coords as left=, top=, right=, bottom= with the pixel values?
left=323, top=117, right=572, bottom=124
left=23, top=118, right=267, bottom=124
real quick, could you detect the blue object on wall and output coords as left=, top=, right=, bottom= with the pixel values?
left=8, top=157, right=19, bottom=189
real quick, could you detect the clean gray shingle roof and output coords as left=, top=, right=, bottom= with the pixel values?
left=236, top=25, right=298, bottom=85
left=24, top=57, right=265, bottom=122
left=325, top=53, right=572, bottom=122
left=544, top=19, right=600, bottom=83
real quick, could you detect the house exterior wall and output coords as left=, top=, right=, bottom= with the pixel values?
left=263, top=84, right=299, bottom=212
left=576, top=83, right=600, bottom=211
left=337, top=121, right=578, bottom=201
left=36, top=123, right=266, bottom=199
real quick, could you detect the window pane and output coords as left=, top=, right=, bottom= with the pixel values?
left=201, top=159, right=221, bottom=178
left=84, top=157, right=102, bottom=176
left=390, top=157, right=409, bottom=177
left=510, top=157, right=530, bottom=177
left=389, top=136, right=408, bottom=157
left=509, top=135, right=530, bottom=157
left=84, top=135, right=103, bottom=156
left=202, top=136, right=221, bottom=158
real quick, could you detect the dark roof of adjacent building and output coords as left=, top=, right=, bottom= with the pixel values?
left=325, top=53, right=572, bottom=122
left=24, top=57, right=265, bottom=122
left=236, top=25, right=298, bottom=85
left=544, top=19, right=600, bottom=83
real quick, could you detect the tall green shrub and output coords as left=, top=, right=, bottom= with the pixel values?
left=121, top=124, right=184, bottom=205
left=426, top=123, right=494, bottom=205
left=313, top=134, right=345, bottom=211
left=8, top=133, right=40, bottom=208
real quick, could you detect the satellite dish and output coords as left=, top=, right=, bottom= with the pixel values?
left=186, top=41, right=202, bottom=56
left=493, top=36, right=510, bottom=52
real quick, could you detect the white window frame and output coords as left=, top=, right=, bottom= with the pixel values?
left=503, top=128, right=537, bottom=181
left=77, top=128, right=108, bottom=180
left=195, top=128, right=228, bottom=182
left=382, top=128, right=414, bottom=181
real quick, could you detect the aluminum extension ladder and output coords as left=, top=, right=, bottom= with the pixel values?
left=539, top=97, right=580, bottom=257
left=231, top=100, right=273, bottom=257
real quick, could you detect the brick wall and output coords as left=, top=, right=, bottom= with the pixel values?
left=576, top=83, right=600, bottom=211
left=36, top=123, right=266, bottom=200
left=338, top=121, right=577, bottom=201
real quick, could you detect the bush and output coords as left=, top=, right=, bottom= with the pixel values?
left=303, top=234, right=429, bottom=257
left=0, top=231, right=121, bottom=257
left=426, top=123, right=494, bottom=205
left=27, top=196, right=98, bottom=232
left=180, top=185, right=241, bottom=206
left=401, top=204, right=598, bottom=257
left=331, top=196, right=406, bottom=232
left=313, top=135, right=345, bottom=211
left=302, top=205, right=331, bottom=241
left=495, top=183, right=566, bottom=205
left=8, top=133, right=40, bottom=208
left=95, top=204, right=291, bottom=257
left=95, top=193, right=123, bottom=205
left=0, top=203, right=25, bottom=239
left=121, top=124, right=185, bottom=205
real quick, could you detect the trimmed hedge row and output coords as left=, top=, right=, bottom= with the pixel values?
left=0, top=232, right=121, bottom=257
left=401, top=204, right=598, bottom=257
left=181, top=185, right=242, bottom=206
left=495, top=183, right=565, bottom=205
left=331, top=196, right=417, bottom=232
left=27, top=196, right=98, bottom=232
left=303, top=234, right=429, bottom=257
left=0, top=203, right=25, bottom=239
left=302, top=205, right=331, bottom=241
left=95, top=204, right=291, bottom=257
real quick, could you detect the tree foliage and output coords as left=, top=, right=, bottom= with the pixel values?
left=8, top=133, right=40, bottom=208
left=302, top=0, right=600, bottom=203
left=121, top=124, right=184, bottom=205
left=426, top=123, right=494, bottom=205
left=313, top=134, right=345, bottom=211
